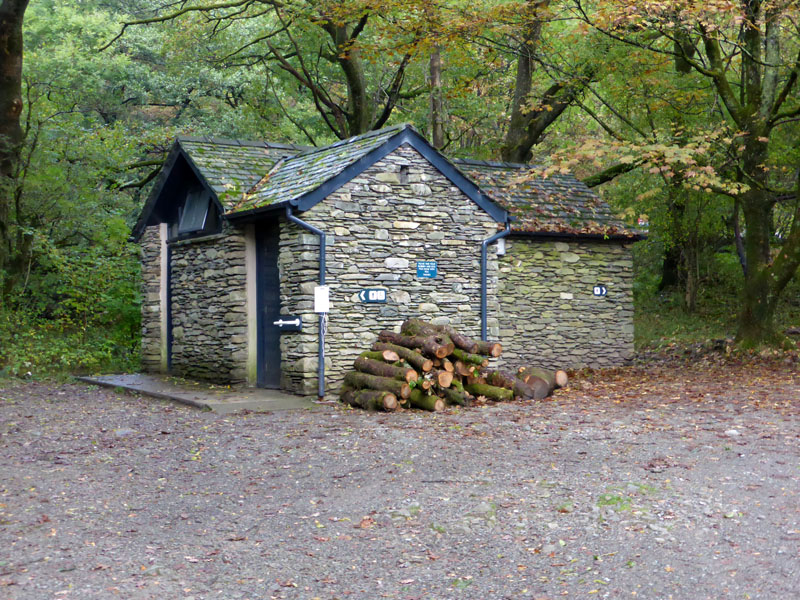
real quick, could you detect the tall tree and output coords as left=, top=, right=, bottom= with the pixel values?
left=573, top=0, right=800, bottom=346
left=105, top=0, right=428, bottom=140
left=0, top=0, right=30, bottom=283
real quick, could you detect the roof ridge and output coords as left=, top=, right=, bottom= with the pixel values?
left=291, top=123, right=411, bottom=159
left=454, top=158, right=546, bottom=170
left=177, top=136, right=309, bottom=151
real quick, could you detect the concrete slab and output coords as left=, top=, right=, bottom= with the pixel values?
left=77, top=373, right=318, bottom=414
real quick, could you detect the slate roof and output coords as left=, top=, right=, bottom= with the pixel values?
left=136, top=125, right=639, bottom=241
left=455, top=159, right=640, bottom=238
left=177, top=137, right=308, bottom=210
left=231, top=125, right=407, bottom=213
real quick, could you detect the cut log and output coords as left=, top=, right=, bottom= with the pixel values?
left=439, top=326, right=479, bottom=354
left=518, top=366, right=556, bottom=390
left=525, top=376, right=551, bottom=399
left=439, top=385, right=469, bottom=406
left=372, top=342, right=433, bottom=372
left=408, top=388, right=445, bottom=412
left=343, top=371, right=411, bottom=399
left=454, top=360, right=475, bottom=377
left=354, top=356, right=417, bottom=383
left=465, top=374, right=487, bottom=386
left=442, top=358, right=454, bottom=373
left=432, top=370, right=453, bottom=388
left=450, top=347, right=489, bottom=367
left=377, top=330, right=452, bottom=359
left=555, top=370, right=569, bottom=388
left=400, top=318, right=437, bottom=336
left=417, top=378, right=432, bottom=391
left=401, top=318, right=479, bottom=353
left=518, top=366, right=568, bottom=390
left=359, top=349, right=401, bottom=363
left=486, top=370, right=546, bottom=400
left=464, top=382, right=513, bottom=402
left=340, top=388, right=398, bottom=411
left=474, top=340, right=502, bottom=357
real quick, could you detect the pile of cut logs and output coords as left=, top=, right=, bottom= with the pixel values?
left=339, top=318, right=568, bottom=411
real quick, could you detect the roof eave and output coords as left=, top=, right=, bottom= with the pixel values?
left=130, top=140, right=229, bottom=242
left=224, top=200, right=292, bottom=223
left=509, top=229, right=645, bottom=242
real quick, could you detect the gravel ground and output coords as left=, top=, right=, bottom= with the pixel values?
left=1, top=360, right=799, bottom=600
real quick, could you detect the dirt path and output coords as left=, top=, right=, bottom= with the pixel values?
left=1, top=360, right=799, bottom=599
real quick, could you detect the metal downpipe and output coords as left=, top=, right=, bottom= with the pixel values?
left=481, top=221, right=511, bottom=341
left=286, top=206, right=327, bottom=399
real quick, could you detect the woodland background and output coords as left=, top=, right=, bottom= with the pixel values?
left=1, top=0, right=799, bottom=377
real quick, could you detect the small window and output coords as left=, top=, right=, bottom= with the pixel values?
left=178, top=189, right=210, bottom=234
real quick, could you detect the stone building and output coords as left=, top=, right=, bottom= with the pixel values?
left=133, top=124, right=641, bottom=397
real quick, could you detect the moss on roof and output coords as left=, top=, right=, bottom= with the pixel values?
left=455, top=159, right=639, bottom=238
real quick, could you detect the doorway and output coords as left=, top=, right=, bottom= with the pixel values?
left=256, top=220, right=282, bottom=388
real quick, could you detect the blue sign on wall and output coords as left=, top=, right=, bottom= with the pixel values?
left=358, top=289, right=387, bottom=303
left=416, top=260, right=437, bottom=279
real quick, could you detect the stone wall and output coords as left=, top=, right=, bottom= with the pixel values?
left=168, top=225, right=249, bottom=382
left=139, top=226, right=163, bottom=372
left=497, top=238, right=635, bottom=370
left=278, top=144, right=500, bottom=395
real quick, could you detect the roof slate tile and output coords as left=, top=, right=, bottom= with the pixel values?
left=455, top=159, right=639, bottom=238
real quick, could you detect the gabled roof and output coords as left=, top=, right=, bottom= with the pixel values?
left=178, top=137, right=308, bottom=208
left=226, top=124, right=508, bottom=222
left=455, top=159, right=641, bottom=239
left=131, top=137, right=308, bottom=240
left=232, top=125, right=407, bottom=213
left=134, top=125, right=642, bottom=242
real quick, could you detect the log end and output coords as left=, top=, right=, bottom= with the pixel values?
left=437, top=371, right=454, bottom=388
left=490, top=343, right=502, bottom=357
left=555, top=370, right=569, bottom=388
left=383, top=393, right=398, bottom=411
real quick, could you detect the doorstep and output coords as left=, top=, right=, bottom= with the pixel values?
left=77, top=373, right=317, bottom=414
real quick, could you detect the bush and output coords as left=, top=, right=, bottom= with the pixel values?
left=0, top=240, right=141, bottom=378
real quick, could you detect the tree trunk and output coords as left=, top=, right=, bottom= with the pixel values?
left=0, top=0, right=29, bottom=278
left=353, top=356, right=417, bottom=383
left=429, top=46, right=444, bottom=149
left=343, top=371, right=411, bottom=399
left=372, top=342, right=433, bottom=372
left=737, top=193, right=779, bottom=345
left=736, top=132, right=782, bottom=346
left=340, top=388, right=398, bottom=411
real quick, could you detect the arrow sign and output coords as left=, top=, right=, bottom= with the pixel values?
left=358, top=288, right=387, bottom=303
left=272, top=316, right=302, bottom=331
left=593, top=285, right=608, bottom=297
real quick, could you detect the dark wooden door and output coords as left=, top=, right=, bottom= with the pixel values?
left=256, top=221, right=282, bottom=388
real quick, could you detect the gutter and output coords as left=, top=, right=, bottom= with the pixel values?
left=481, top=220, right=512, bottom=341
left=285, top=206, right=327, bottom=400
